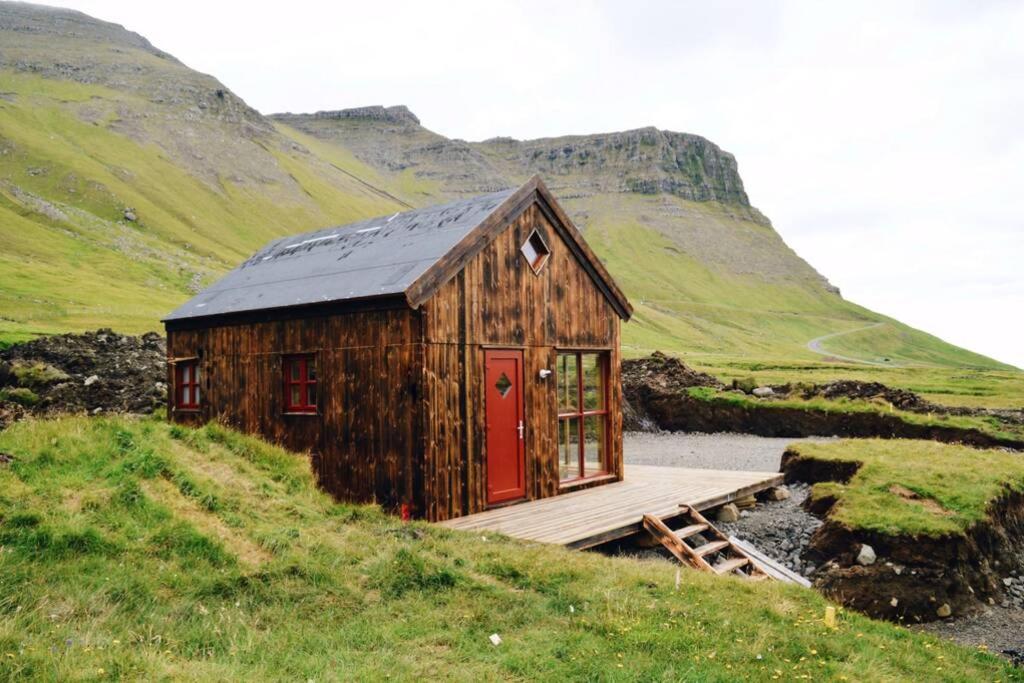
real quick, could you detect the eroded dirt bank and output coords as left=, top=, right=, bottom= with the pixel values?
left=622, top=353, right=1024, bottom=450
left=782, top=448, right=1024, bottom=623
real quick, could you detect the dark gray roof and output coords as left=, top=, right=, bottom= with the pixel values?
left=164, top=188, right=516, bottom=322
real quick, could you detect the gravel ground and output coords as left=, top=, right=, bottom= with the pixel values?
left=916, top=607, right=1024, bottom=664
left=624, top=431, right=832, bottom=472
left=717, top=483, right=822, bottom=578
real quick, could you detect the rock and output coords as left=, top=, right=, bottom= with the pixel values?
left=857, top=544, right=877, bottom=566
left=752, top=386, right=774, bottom=398
left=84, top=374, right=99, bottom=386
left=936, top=603, right=952, bottom=618
left=734, top=494, right=757, bottom=509
left=890, top=597, right=899, bottom=607
left=1003, top=577, right=1013, bottom=587
left=123, top=208, right=137, bottom=222
left=716, top=503, right=740, bottom=523
left=766, top=486, right=790, bottom=501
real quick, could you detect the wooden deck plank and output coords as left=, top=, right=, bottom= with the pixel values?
left=438, top=464, right=783, bottom=548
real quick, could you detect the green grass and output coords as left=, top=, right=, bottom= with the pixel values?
left=786, top=439, right=1024, bottom=537
left=0, top=417, right=1016, bottom=680
left=686, top=387, right=1024, bottom=443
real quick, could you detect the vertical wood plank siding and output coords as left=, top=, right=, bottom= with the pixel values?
left=421, top=202, right=623, bottom=521
left=167, top=309, right=424, bottom=514
left=167, top=197, right=624, bottom=522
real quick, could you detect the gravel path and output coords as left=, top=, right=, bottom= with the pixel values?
left=624, top=431, right=831, bottom=472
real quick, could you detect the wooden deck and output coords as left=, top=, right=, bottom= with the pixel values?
left=438, top=464, right=783, bottom=549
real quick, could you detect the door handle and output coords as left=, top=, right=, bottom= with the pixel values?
left=517, top=420, right=524, bottom=440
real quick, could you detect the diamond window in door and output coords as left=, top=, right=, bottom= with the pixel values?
left=495, top=372, right=513, bottom=398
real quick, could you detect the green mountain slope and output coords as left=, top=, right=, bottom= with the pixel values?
left=1, top=415, right=1015, bottom=680
left=0, top=2, right=1015, bottom=381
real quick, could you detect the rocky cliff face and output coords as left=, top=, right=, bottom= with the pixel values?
left=272, top=107, right=756, bottom=211
left=479, top=127, right=752, bottom=207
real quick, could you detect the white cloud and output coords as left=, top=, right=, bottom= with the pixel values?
left=56, top=0, right=1024, bottom=366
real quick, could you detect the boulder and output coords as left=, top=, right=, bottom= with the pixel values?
left=936, top=603, right=952, bottom=618
left=716, top=503, right=740, bottom=523
left=752, top=386, right=775, bottom=398
left=766, top=486, right=790, bottom=501
left=856, top=544, right=877, bottom=566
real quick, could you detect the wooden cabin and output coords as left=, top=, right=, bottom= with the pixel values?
left=163, top=175, right=632, bottom=521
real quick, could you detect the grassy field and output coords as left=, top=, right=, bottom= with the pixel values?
left=686, top=387, right=1024, bottom=443
left=684, top=356, right=1024, bottom=410
left=0, top=416, right=1018, bottom=681
left=785, top=439, right=1024, bottom=537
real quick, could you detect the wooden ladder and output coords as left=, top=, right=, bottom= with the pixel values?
left=642, top=506, right=769, bottom=581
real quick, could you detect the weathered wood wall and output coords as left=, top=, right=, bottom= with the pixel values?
left=166, top=308, right=423, bottom=513
left=421, top=201, right=623, bottom=521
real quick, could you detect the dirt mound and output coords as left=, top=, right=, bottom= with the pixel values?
left=0, top=329, right=166, bottom=424
left=787, top=380, right=937, bottom=412
left=622, top=352, right=722, bottom=431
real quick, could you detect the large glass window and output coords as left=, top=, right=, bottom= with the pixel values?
left=557, top=352, right=609, bottom=481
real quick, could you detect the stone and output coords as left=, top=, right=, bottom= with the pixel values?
left=1003, top=577, right=1014, bottom=587
left=84, top=374, right=99, bottom=386
left=936, top=603, right=952, bottom=618
left=752, top=386, right=774, bottom=398
left=890, top=597, right=899, bottom=607
left=123, top=208, right=137, bottom=222
left=716, top=503, right=740, bottom=523
left=856, top=544, right=877, bottom=566
left=766, top=486, right=791, bottom=501
left=734, top=495, right=757, bottom=509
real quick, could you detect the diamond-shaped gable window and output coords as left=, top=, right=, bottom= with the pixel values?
left=520, top=229, right=550, bottom=274
left=495, top=372, right=513, bottom=398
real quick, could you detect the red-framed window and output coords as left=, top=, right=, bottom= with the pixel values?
left=557, top=351, right=609, bottom=482
left=175, top=359, right=201, bottom=410
left=283, top=354, right=317, bottom=414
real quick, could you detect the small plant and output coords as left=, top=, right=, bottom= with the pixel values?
left=10, top=361, right=69, bottom=388
left=0, top=387, right=40, bottom=407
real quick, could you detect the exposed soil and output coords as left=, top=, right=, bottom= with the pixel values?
left=0, top=329, right=166, bottom=425
left=781, top=448, right=1024, bottom=624
left=622, top=352, right=722, bottom=431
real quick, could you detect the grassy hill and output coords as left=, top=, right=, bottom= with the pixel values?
left=1, top=415, right=1018, bottom=681
left=0, top=1, right=1019, bottom=409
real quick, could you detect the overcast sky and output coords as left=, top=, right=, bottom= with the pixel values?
left=58, top=0, right=1024, bottom=368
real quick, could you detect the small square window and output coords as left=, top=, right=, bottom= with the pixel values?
left=283, top=354, right=317, bottom=414
left=520, top=229, right=550, bottom=273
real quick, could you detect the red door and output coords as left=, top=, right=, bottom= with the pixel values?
left=485, top=349, right=526, bottom=505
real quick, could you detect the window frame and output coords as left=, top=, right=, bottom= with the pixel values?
left=282, top=354, right=318, bottom=414
left=556, top=350, right=610, bottom=482
left=174, top=359, right=201, bottom=411
left=520, top=228, right=551, bottom=274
